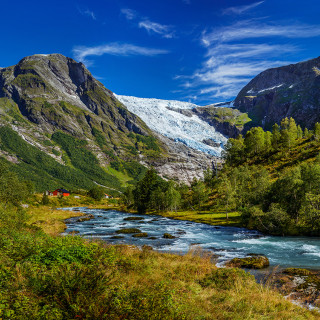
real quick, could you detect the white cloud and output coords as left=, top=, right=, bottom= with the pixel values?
left=121, top=8, right=137, bottom=20
left=121, top=7, right=175, bottom=38
left=73, top=43, right=169, bottom=65
left=222, top=1, right=264, bottom=15
left=77, top=7, right=96, bottom=20
left=174, top=19, right=320, bottom=102
left=202, top=21, right=320, bottom=45
left=139, top=20, right=174, bottom=38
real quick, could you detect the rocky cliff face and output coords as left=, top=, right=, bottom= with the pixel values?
left=234, top=56, right=320, bottom=129
left=0, top=54, right=218, bottom=187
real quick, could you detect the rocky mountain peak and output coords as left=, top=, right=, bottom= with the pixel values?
left=234, top=56, right=320, bottom=129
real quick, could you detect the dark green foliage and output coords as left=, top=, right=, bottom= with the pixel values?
left=88, top=186, right=105, bottom=201
left=41, top=192, right=50, bottom=205
left=111, top=160, right=147, bottom=181
left=0, top=126, right=97, bottom=191
left=133, top=169, right=165, bottom=213
left=52, top=132, right=121, bottom=189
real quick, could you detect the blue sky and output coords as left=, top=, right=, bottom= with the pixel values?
left=1, top=0, right=320, bottom=105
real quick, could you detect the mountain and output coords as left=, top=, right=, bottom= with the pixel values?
left=234, top=56, right=320, bottom=129
left=0, top=54, right=218, bottom=190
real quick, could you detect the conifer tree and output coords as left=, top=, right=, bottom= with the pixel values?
left=314, top=122, right=320, bottom=141
left=272, top=123, right=281, bottom=149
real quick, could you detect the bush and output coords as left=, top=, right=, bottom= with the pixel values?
left=88, top=186, right=105, bottom=201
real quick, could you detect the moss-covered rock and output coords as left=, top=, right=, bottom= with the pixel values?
left=116, top=228, right=141, bottom=234
left=283, top=268, right=312, bottom=276
left=132, top=233, right=148, bottom=238
left=124, top=217, right=144, bottom=221
left=226, top=254, right=269, bottom=269
left=163, top=233, right=176, bottom=239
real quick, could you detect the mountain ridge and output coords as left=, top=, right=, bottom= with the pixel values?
left=234, top=56, right=320, bottom=129
left=0, top=54, right=219, bottom=190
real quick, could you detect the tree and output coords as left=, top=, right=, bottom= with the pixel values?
left=165, top=181, right=181, bottom=212
left=264, top=131, right=273, bottom=153
left=0, top=162, right=30, bottom=206
left=218, top=174, right=236, bottom=219
left=280, top=117, right=297, bottom=149
left=223, top=135, right=245, bottom=165
left=88, top=186, right=105, bottom=201
left=272, top=123, right=281, bottom=149
left=314, top=122, right=320, bottom=141
left=299, top=193, right=320, bottom=235
left=244, top=127, right=265, bottom=156
left=41, top=192, right=50, bottom=205
left=191, top=180, right=208, bottom=211
left=133, top=169, right=164, bottom=213
left=121, top=186, right=134, bottom=207
left=297, top=125, right=303, bottom=139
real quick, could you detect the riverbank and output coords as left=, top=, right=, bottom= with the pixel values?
left=3, top=205, right=317, bottom=319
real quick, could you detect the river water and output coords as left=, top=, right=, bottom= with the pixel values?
left=63, top=208, right=320, bottom=269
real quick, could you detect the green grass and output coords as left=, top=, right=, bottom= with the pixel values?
left=149, top=210, right=241, bottom=226
left=0, top=205, right=317, bottom=319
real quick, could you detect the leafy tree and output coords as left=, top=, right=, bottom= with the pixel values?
left=191, top=180, right=208, bottom=211
left=264, top=131, right=273, bottom=153
left=299, top=193, right=320, bottom=235
left=121, top=186, right=134, bottom=207
left=218, top=174, right=236, bottom=219
left=222, top=135, right=245, bottom=165
left=314, top=122, right=320, bottom=141
left=0, top=162, right=30, bottom=206
left=41, top=192, right=50, bottom=205
left=267, top=166, right=304, bottom=220
left=244, top=127, right=265, bottom=156
left=133, top=169, right=164, bottom=213
left=297, top=125, right=303, bottom=139
left=272, top=123, right=281, bottom=149
left=88, top=186, right=105, bottom=201
left=165, top=181, right=181, bottom=212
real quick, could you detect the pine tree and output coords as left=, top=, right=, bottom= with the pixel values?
left=314, top=122, right=320, bottom=141
left=272, top=123, right=281, bottom=149
left=297, top=125, right=303, bottom=139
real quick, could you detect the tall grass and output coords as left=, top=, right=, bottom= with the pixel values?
left=0, top=206, right=317, bottom=319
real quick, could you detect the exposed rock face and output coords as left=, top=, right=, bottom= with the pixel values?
left=0, top=54, right=149, bottom=137
left=147, top=134, right=220, bottom=183
left=234, top=56, right=320, bottom=129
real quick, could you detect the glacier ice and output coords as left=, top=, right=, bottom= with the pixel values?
left=115, top=95, right=227, bottom=157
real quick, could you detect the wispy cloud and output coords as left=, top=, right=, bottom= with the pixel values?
left=77, top=6, right=96, bottom=20
left=121, top=7, right=175, bottom=38
left=202, top=21, right=320, bottom=45
left=73, top=42, right=169, bottom=66
left=176, top=19, right=320, bottom=102
left=139, top=20, right=174, bottom=38
left=120, top=8, right=137, bottom=20
left=222, top=1, right=264, bottom=15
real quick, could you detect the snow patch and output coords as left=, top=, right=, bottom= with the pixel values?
left=115, top=95, right=227, bottom=156
left=258, top=84, right=284, bottom=93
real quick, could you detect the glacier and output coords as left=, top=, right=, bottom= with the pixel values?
left=115, top=95, right=228, bottom=156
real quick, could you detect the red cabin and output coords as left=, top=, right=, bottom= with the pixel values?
left=51, top=188, right=70, bottom=197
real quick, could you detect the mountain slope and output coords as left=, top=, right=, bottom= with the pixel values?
left=0, top=54, right=219, bottom=189
left=234, top=56, right=320, bottom=129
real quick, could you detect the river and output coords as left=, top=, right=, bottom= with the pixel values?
left=62, top=207, right=320, bottom=269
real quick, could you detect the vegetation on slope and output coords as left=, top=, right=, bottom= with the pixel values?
left=0, top=173, right=315, bottom=319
